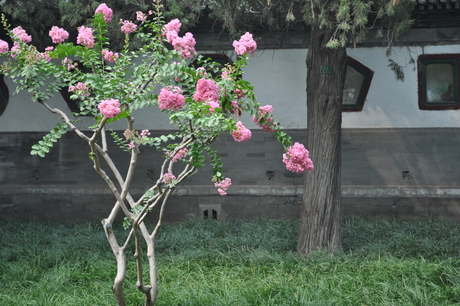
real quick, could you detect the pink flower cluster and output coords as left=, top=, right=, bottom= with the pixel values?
left=98, top=98, right=121, bottom=118
left=49, top=26, right=69, bottom=44
left=12, top=26, right=32, bottom=43
left=206, top=100, right=220, bottom=113
left=163, top=170, right=176, bottom=184
left=221, top=71, right=231, bottom=80
left=68, top=82, right=90, bottom=97
left=164, top=19, right=181, bottom=41
left=252, top=105, right=277, bottom=132
left=164, top=19, right=196, bottom=59
left=120, top=20, right=137, bottom=34
left=10, top=44, right=21, bottom=58
left=77, top=26, right=94, bottom=48
left=0, top=40, right=8, bottom=53
left=232, top=121, right=252, bottom=142
left=215, top=177, right=232, bottom=196
left=171, top=148, right=188, bottom=163
left=158, top=86, right=185, bottom=111
left=136, top=11, right=147, bottom=22
left=282, top=142, right=314, bottom=173
left=140, top=129, right=151, bottom=138
left=234, top=88, right=245, bottom=99
left=230, top=100, right=242, bottom=116
left=102, top=49, right=119, bottom=62
left=233, top=32, right=257, bottom=56
left=95, top=3, right=113, bottom=23
left=193, top=78, right=219, bottom=102
left=123, top=129, right=134, bottom=139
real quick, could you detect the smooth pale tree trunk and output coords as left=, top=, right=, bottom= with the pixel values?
left=297, top=25, right=347, bottom=257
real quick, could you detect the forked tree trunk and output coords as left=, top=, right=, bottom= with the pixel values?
left=297, top=25, right=347, bottom=257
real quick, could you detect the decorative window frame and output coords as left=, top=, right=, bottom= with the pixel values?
left=342, top=56, right=374, bottom=112
left=0, top=74, right=9, bottom=116
left=418, top=54, right=460, bottom=111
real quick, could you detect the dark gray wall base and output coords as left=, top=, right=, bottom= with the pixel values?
left=1, top=186, right=459, bottom=222
left=2, top=128, right=460, bottom=222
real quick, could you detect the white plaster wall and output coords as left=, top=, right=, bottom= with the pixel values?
left=345, top=45, right=460, bottom=128
left=1, top=44, right=459, bottom=132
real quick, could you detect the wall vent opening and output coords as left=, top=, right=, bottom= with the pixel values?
left=199, top=204, right=221, bottom=220
left=402, top=170, right=410, bottom=181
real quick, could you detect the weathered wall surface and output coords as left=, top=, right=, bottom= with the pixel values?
left=2, top=44, right=460, bottom=132
left=2, top=128, right=460, bottom=222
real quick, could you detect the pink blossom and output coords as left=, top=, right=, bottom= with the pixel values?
left=230, top=100, right=241, bottom=116
left=171, top=148, right=188, bottom=162
left=98, top=98, right=121, bottom=118
left=124, top=129, right=135, bottom=139
left=164, top=19, right=181, bottom=38
left=233, top=32, right=257, bottom=55
left=40, top=52, right=51, bottom=62
left=128, top=142, right=136, bottom=149
left=252, top=105, right=277, bottom=132
left=120, top=20, right=137, bottom=34
left=140, top=129, right=151, bottom=138
left=12, top=26, right=32, bottom=43
left=45, top=46, right=54, bottom=51
left=206, top=100, right=220, bottom=113
left=158, top=86, right=185, bottom=111
left=77, top=26, right=94, bottom=48
left=136, top=11, right=147, bottom=22
left=163, top=170, right=176, bottom=184
left=102, top=49, right=119, bottom=63
left=95, top=3, right=113, bottom=23
left=234, top=88, right=245, bottom=99
left=171, top=32, right=196, bottom=59
left=283, top=142, right=314, bottom=173
left=232, top=121, right=252, bottom=142
left=0, top=40, right=9, bottom=53
left=49, top=26, right=69, bottom=44
left=196, top=67, right=207, bottom=77
left=163, top=19, right=196, bottom=59
left=221, top=71, right=231, bottom=80
left=214, top=177, right=232, bottom=196
left=10, top=43, right=21, bottom=58
left=68, top=82, right=90, bottom=97
left=193, top=78, right=219, bottom=102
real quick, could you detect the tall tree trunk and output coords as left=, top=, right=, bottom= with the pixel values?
left=297, top=25, right=347, bottom=257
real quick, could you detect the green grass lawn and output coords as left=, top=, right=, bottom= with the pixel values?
left=1, top=217, right=459, bottom=305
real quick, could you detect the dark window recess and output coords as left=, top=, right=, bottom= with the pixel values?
left=0, top=74, right=9, bottom=116
left=342, top=56, right=374, bottom=112
left=418, top=54, right=460, bottom=110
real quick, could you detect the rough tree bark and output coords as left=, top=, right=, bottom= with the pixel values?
left=297, top=25, right=347, bottom=257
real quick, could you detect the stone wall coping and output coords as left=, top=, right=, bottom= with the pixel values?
left=2, top=186, right=460, bottom=198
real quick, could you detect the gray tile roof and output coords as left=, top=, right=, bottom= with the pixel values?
left=415, top=0, right=460, bottom=9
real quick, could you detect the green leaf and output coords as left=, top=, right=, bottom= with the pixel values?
left=38, top=150, right=46, bottom=158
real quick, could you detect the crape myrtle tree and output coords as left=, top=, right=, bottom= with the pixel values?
left=0, top=2, right=314, bottom=305
left=167, top=0, right=414, bottom=257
